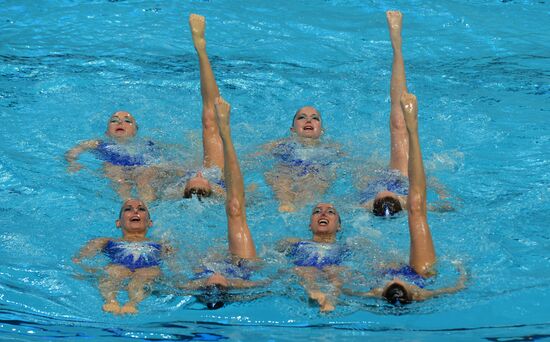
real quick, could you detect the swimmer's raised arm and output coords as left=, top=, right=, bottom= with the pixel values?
left=215, top=96, right=256, bottom=260
left=65, top=140, right=100, bottom=172
left=72, top=237, right=110, bottom=263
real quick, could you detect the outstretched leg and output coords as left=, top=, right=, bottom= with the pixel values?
left=99, top=264, right=131, bottom=314
left=387, top=10, right=409, bottom=176
left=190, top=14, right=224, bottom=170
left=135, top=167, right=158, bottom=203
left=401, top=92, right=435, bottom=276
left=120, top=267, right=161, bottom=314
left=214, top=96, right=256, bottom=259
left=294, top=267, right=335, bottom=313
left=104, top=165, right=132, bottom=200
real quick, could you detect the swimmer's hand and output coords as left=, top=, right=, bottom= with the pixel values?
left=72, top=257, right=102, bottom=276
left=67, top=162, right=84, bottom=173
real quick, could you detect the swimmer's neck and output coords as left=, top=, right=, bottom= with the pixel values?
left=106, top=134, right=136, bottom=143
left=294, top=136, right=321, bottom=146
left=312, top=234, right=336, bottom=244
left=120, top=233, right=149, bottom=242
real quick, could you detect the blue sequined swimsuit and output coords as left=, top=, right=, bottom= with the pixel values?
left=103, top=240, right=162, bottom=271
left=193, top=259, right=252, bottom=280
left=272, top=141, right=336, bottom=177
left=288, top=241, right=349, bottom=269
left=359, top=169, right=409, bottom=203
left=382, top=265, right=426, bottom=288
left=94, top=139, right=158, bottom=167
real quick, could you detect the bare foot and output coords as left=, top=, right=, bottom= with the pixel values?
left=400, top=92, right=418, bottom=132
left=102, top=301, right=121, bottom=314
left=386, top=10, right=402, bottom=49
left=189, top=14, right=206, bottom=51
left=214, top=96, right=231, bottom=131
left=279, top=202, right=296, bottom=213
left=119, top=303, right=138, bottom=314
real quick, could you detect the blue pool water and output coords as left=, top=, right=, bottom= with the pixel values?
left=1, top=0, right=549, bottom=340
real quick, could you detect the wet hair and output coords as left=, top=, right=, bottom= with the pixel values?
left=383, top=283, right=412, bottom=305
left=372, top=196, right=403, bottom=217
left=183, top=187, right=213, bottom=200
left=196, top=284, right=228, bottom=310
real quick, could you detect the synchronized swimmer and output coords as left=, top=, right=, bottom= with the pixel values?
left=264, top=107, right=344, bottom=212
left=71, top=11, right=466, bottom=315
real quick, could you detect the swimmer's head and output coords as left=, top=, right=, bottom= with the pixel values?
left=373, top=194, right=403, bottom=217
left=382, top=282, right=412, bottom=305
left=183, top=172, right=213, bottom=200
left=106, top=111, right=138, bottom=140
left=116, top=198, right=152, bottom=234
left=309, top=203, right=341, bottom=237
left=196, top=284, right=228, bottom=310
left=291, top=106, right=323, bottom=139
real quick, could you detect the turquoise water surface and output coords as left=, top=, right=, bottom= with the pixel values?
left=0, top=0, right=549, bottom=340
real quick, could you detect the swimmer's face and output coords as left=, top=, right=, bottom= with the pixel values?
left=309, top=203, right=341, bottom=236
left=106, top=111, right=137, bottom=139
left=183, top=172, right=213, bottom=199
left=291, top=106, right=322, bottom=139
left=116, top=199, right=152, bottom=235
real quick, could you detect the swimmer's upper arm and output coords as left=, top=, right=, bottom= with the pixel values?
left=211, top=184, right=225, bottom=196
left=342, top=287, right=380, bottom=298
left=229, top=278, right=270, bottom=289
left=398, top=195, right=407, bottom=209
left=65, top=140, right=100, bottom=161
left=425, top=262, right=467, bottom=299
left=250, top=140, right=280, bottom=158
left=362, top=199, right=374, bottom=210
left=74, top=237, right=110, bottom=262
left=161, top=243, right=176, bottom=256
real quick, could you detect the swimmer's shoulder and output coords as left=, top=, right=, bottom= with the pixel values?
left=67, top=139, right=101, bottom=156
left=85, top=237, right=113, bottom=250
left=276, top=238, right=301, bottom=252
left=79, top=139, right=101, bottom=149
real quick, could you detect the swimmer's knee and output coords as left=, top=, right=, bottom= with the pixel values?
left=390, top=114, right=407, bottom=132
left=407, top=193, right=426, bottom=216
left=226, top=198, right=244, bottom=218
